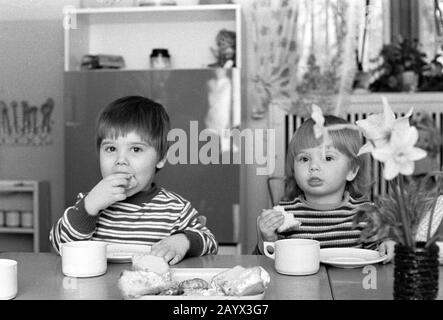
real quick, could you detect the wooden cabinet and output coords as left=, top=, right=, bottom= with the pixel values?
left=63, top=4, right=244, bottom=245
left=63, top=4, right=242, bottom=71
left=0, top=181, right=50, bottom=253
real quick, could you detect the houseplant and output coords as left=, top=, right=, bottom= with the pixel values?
left=369, top=37, right=427, bottom=92
left=311, top=98, right=442, bottom=300
left=355, top=97, right=442, bottom=300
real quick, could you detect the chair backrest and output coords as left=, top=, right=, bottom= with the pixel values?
left=268, top=94, right=443, bottom=203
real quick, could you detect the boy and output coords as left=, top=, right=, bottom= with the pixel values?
left=50, top=96, right=218, bottom=264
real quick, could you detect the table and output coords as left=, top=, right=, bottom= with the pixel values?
left=328, top=263, right=443, bottom=300
left=1, top=252, right=442, bottom=300
left=0, top=252, right=332, bottom=300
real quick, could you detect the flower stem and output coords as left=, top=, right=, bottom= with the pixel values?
left=394, top=176, right=414, bottom=248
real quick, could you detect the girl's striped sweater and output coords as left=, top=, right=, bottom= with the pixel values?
left=50, top=185, right=218, bottom=256
left=255, top=192, right=375, bottom=254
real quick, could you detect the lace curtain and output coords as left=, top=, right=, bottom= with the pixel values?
left=244, top=0, right=364, bottom=118
left=419, top=0, right=443, bottom=60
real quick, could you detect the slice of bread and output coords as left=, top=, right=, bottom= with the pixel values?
left=132, top=254, right=170, bottom=275
left=118, top=270, right=175, bottom=298
left=211, top=266, right=270, bottom=296
left=274, top=205, right=302, bottom=233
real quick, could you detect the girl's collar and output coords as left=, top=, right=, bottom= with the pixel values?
left=300, top=191, right=351, bottom=210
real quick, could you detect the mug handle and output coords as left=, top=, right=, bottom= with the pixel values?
left=263, top=241, right=275, bottom=259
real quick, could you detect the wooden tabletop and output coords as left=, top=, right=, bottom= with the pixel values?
left=327, top=263, right=443, bottom=300
left=0, top=252, right=332, bottom=300
left=1, top=252, right=442, bottom=300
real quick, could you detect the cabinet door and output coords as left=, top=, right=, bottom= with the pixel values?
left=65, top=69, right=239, bottom=243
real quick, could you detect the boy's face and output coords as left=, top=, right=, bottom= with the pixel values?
left=99, top=131, right=166, bottom=197
left=293, top=140, right=358, bottom=205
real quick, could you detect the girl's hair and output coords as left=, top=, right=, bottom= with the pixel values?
left=283, top=115, right=371, bottom=201
left=96, top=96, right=170, bottom=160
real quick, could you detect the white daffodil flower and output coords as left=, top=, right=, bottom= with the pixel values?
left=371, top=125, right=427, bottom=180
left=356, top=96, right=413, bottom=155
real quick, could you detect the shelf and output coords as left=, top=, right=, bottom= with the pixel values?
left=68, top=4, right=239, bottom=15
left=348, top=92, right=443, bottom=114
left=350, top=92, right=443, bottom=103
left=0, top=181, right=36, bottom=192
left=64, top=3, right=241, bottom=71
left=0, top=227, right=34, bottom=234
left=67, top=4, right=239, bottom=27
left=0, top=187, right=35, bottom=192
left=0, top=180, right=50, bottom=252
left=65, top=67, right=239, bottom=73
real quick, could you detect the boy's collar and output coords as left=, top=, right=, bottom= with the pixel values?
left=124, top=183, right=160, bottom=205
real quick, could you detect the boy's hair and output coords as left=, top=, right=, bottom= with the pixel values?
left=283, top=115, right=371, bottom=201
left=96, top=96, right=170, bottom=160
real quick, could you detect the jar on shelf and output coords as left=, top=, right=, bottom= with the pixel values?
left=5, top=211, right=20, bottom=228
left=0, top=211, right=4, bottom=227
left=150, top=48, right=171, bottom=69
left=20, top=211, right=34, bottom=228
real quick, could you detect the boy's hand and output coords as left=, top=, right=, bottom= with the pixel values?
left=379, top=239, right=396, bottom=264
left=150, top=233, right=190, bottom=265
left=84, top=173, right=133, bottom=216
left=257, top=209, right=285, bottom=242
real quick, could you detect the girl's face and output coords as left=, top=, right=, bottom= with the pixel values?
left=99, top=131, right=166, bottom=197
left=293, top=139, right=358, bottom=205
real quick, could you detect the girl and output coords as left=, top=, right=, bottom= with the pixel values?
left=255, top=115, right=395, bottom=261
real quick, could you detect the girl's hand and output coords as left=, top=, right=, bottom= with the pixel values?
left=379, top=239, right=396, bottom=264
left=84, top=173, right=132, bottom=216
left=257, top=209, right=285, bottom=242
left=150, top=234, right=190, bottom=265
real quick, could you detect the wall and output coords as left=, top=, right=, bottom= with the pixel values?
left=0, top=1, right=77, bottom=246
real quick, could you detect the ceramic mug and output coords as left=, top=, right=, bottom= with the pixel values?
left=263, top=239, right=320, bottom=275
left=0, top=259, right=18, bottom=300
left=61, top=241, right=108, bottom=278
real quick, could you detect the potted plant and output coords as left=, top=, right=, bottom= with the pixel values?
left=310, top=98, right=443, bottom=300
left=369, top=37, right=428, bottom=92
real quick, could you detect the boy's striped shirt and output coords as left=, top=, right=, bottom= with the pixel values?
left=50, top=185, right=218, bottom=256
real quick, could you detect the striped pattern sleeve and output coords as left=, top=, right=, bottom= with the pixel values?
left=169, top=192, right=218, bottom=256
left=49, top=193, right=98, bottom=254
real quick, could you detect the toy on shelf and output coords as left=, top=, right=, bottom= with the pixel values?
left=208, top=29, right=236, bottom=68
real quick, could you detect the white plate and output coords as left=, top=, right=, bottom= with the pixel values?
left=106, top=243, right=151, bottom=263
left=135, top=268, right=265, bottom=300
left=320, top=248, right=388, bottom=268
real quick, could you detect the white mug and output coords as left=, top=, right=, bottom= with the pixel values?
left=61, top=241, right=108, bottom=278
left=264, top=239, right=320, bottom=275
left=0, top=259, right=18, bottom=300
